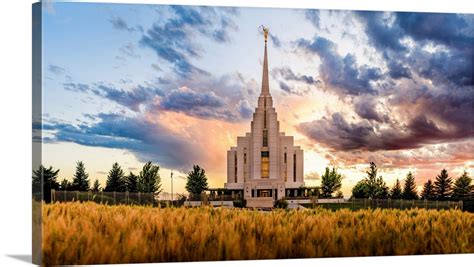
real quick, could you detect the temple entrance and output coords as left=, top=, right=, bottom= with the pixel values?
left=258, top=189, right=271, bottom=197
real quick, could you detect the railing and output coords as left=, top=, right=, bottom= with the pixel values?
left=306, top=198, right=463, bottom=211
left=51, top=190, right=157, bottom=205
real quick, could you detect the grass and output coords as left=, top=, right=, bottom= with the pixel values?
left=42, top=202, right=474, bottom=265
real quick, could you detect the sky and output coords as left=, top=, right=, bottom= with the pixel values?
left=37, top=2, right=474, bottom=197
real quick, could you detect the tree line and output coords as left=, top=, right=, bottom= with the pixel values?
left=32, top=161, right=210, bottom=203
left=351, top=162, right=473, bottom=201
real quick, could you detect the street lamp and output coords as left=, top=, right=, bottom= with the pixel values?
left=170, top=170, right=174, bottom=203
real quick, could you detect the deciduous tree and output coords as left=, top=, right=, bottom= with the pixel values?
left=320, top=167, right=343, bottom=198
left=185, top=165, right=209, bottom=197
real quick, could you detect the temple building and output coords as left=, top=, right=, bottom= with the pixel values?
left=224, top=28, right=304, bottom=208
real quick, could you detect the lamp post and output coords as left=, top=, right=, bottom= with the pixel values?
left=170, top=171, right=174, bottom=203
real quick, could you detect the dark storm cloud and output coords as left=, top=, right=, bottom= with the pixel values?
left=140, top=5, right=238, bottom=76
left=43, top=113, right=201, bottom=170
left=396, top=12, right=473, bottom=51
left=355, top=11, right=473, bottom=86
left=297, top=112, right=465, bottom=152
left=354, top=11, right=406, bottom=52
left=296, top=37, right=382, bottom=95
left=386, top=59, right=412, bottom=79
left=410, top=47, right=473, bottom=86
left=295, top=11, right=474, bottom=153
left=353, top=97, right=388, bottom=123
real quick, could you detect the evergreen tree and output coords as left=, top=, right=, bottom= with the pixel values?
left=60, top=178, right=71, bottom=191
left=32, top=165, right=60, bottom=203
left=125, top=172, right=139, bottom=193
left=104, top=162, right=126, bottom=192
left=452, top=171, right=473, bottom=200
left=320, top=167, right=343, bottom=198
left=366, top=162, right=378, bottom=196
left=138, top=161, right=162, bottom=194
left=71, top=161, right=90, bottom=191
left=433, top=169, right=453, bottom=200
left=390, top=179, right=403, bottom=199
left=421, top=180, right=435, bottom=200
left=402, top=172, right=419, bottom=200
left=92, top=179, right=101, bottom=192
left=185, top=165, right=209, bottom=196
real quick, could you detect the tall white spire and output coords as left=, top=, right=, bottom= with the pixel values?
left=261, top=26, right=270, bottom=96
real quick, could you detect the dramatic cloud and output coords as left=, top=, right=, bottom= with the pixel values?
left=355, top=12, right=406, bottom=52
left=42, top=113, right=202, bottom=170
left=156, top=87, right=247, bottom=122
left=295, top=11, right=473, bottom=161
left=296, top=37, right=382, bottom=95
left=63, top=82, right=163, bottom=112
left=92, top=84, right=163, bottom=112
left=140, top=6, right=238, bottom=76
left=352, top=96, right=389, bottom=123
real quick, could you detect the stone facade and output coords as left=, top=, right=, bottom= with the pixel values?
left=224, top=33, right=304, bottom=207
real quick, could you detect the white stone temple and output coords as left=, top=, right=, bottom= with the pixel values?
left=224, top=27, right=304, bottom=208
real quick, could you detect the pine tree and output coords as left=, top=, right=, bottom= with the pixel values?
left=104, top=162, right=126, bottom=192
left=125, top=172, right=139, bottom=193
left=92, top=179, right=101, bottom=192
left=433, top=169, right=453, bottom=200
left=390, top=179, right=403, bottom=199
left=138, top=161, right=162, bottom=194
left=421, top=180, right=435, bottom=200
left=71, top=161, right=90, bottom=191
left=32, top=165, right=60, bottom=203
left=402, top=172, right=419, bottom=200
left=320, top=167, right=343, bottom=198
left=366, top=162, right=378, bottom=197
left=185, top=165, right=209, bottom=197
left=452, top=171, right=473, bottom=200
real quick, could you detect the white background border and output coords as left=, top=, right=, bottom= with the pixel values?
left=0, top=0, right=472, bottom=266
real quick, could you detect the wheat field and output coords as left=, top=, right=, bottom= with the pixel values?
left=41, top=202, right=474, bottom=265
